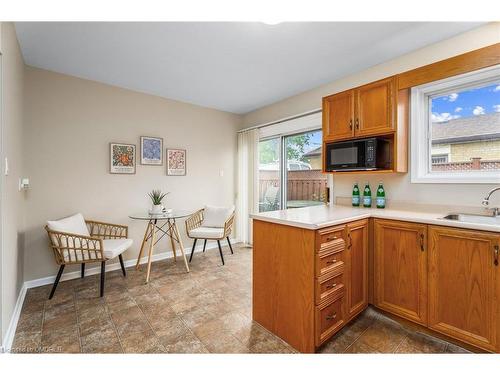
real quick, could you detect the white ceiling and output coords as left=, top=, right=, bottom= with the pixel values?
left=15, top=22, right=484, bottom=114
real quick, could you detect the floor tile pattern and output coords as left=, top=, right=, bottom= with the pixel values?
left=12, top=244, right=470, bottom=354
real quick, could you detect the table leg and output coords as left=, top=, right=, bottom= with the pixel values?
left=136, top=220, right=152, bottom=270
left=168, top=222, right=177, bottom=262
left=172, top=219, right=190, bottom=273
left=145, top=219, right=157, bottom=283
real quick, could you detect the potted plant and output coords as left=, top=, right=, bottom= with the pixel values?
left=148, top=190, right=169, bottom=214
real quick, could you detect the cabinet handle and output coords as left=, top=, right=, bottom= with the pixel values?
left=355, top=118, right=359, bottom=130
left=494, top=245, right=499, bottom=266
left=347, top=233, right=352, bottom=249
left=349, top=119, right=353, bottom=130
left=326, top=259, right=337, bottom=265
left=326, top=283, right=337, bottom=289
left=326, top=312, right=337, bottom=320
left=420, top=233, right=425, bottom=252
left=326, top=236, right=338, bottom=241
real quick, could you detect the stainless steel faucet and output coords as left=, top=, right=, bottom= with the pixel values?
left=482, top=187, right=500, bottom=216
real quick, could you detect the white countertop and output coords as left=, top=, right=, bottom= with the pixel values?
left=250, top=204, right=500, bottom=233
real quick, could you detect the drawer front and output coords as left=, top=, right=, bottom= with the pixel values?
left=315, top=271, right=344, bottom=305
left=316, top=248, right=344, bottom=277
left=315, top=294, right=345, bottom=346
left=317, top=225, right=346, bottom=252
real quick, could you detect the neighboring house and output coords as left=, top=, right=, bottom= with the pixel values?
left=431, top=112, right=500, bottom=165
left=303, top=147, right=322, bottom=170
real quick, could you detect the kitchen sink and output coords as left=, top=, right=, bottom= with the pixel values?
left=441, top=213, right=500, bottom=225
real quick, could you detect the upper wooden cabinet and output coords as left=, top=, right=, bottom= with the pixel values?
left=428, top=226, right=500, bottom=352
left=323, top=90, right=355, bottom=141
left=322, top=76, right=397, bottom=142
left=355, top=77, right=395, bottom=137
left=374, top=219, right=427, bottom=325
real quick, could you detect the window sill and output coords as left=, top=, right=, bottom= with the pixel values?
left=411, top=172, right=500, bottom=184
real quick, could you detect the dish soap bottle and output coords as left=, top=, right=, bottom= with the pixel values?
left=376, top=182, right=386, bottom=209
left=352, top=183, right=360, bottom=207
left=363, top=182, right=372, bottom=208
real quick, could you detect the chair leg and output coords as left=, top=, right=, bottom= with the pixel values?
left=202, top=239, right=207, bottom=252
left=100, top=261, right=106, bottom=298
left=49, top=265, right=65, bottom=300
left=189, top=239, right=198, bottom=263
left=217, top=240, right=225, bottom=265
left=227, top=237, right=234, bottom=254
left=119, top=254, right=126, bottom=277
left=81, top=263, right=85, bottom=278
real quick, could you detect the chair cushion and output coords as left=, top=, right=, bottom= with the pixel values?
left=103, top=238, right=133, bottom=259
left=202, top=205, right=235, bottom=228
left=47, top=213, right=90, bottom=236
left=189, top=226, right=224, bottom=239
left=62, top=238, right=133, bottom=262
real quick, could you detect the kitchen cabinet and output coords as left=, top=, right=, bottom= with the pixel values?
left=374, top=219, right=427, bottom=325
left=428, top=226, right=500, bottom=352
left=346, top=219, right=368, bottom=319
left=322, top=89, right=355, bottom=141
left=322, top=76, right=396, bottom=142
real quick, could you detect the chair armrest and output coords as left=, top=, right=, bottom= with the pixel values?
left=45, top=226, right=104, bottom=265
left=223, top=212, right=235, bottom=238
left=185, top=209, right=204, bottom=235
left=86, top=220, right=128, bottom=239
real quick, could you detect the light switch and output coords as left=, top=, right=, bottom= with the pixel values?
left=219, top=169, right=224, bottom=177
left=4, top=157, right=8, bottom=176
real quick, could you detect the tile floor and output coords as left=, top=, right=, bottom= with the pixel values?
left=12, top=243, right=470, bottom=354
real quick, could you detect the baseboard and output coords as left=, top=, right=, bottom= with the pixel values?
left=25, top=237, right=238, bottom=289
left=1, top=283, right=27, bottom=353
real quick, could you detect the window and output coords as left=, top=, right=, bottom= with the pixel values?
left=411, top=65, right=500, bottom=183
left=258, top=137, right=281, bottom=212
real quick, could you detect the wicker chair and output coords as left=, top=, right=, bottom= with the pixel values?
left=185, top=206, right=235, bottom=265
left=45, top=213, right=133, bottom=299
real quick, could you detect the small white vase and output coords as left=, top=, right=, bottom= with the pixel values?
left=151, top=204, right=163, bottom=214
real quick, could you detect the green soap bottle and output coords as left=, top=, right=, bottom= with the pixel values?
left=352, top=183, right=360, bottom=207
left=376, top=182, right=386, bottom=209
left=363, top=182, right=372, bottom=208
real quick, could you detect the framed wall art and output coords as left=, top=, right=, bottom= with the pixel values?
left=140, top=136, right=163, bottom=165
left=110, top=142, right=136, bottom=174
left=166, top=148, right=186, bottom=176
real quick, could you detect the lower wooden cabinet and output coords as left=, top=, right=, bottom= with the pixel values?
left=374, top=219, right=427, bottom=325
left=428, top=226, right=500, bottom=352
left=346, top=219, right=368, bottom=319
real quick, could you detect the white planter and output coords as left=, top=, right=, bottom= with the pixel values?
left=151, top=204, right=163, bottom=214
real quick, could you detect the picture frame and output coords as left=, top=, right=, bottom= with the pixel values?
left=166, top=148, right=187, bottom=176
left=140, top=136, right=163, bottom=165
left=110, top=142, right=136, bottom=174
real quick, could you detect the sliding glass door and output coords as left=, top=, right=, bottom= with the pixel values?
left=258, top=137, right=281, bottom=212
left=284, top=130, right=327, bottom=209
left=258, top=129, right=327, bottom=212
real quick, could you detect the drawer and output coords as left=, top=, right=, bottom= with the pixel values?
left=317, top=225, right=346, bottom=252
left=315, top=270, right=344, bottom=305
left=316, top=247, right=344, bottom=277
left=315, top=294, right=345, bottom=346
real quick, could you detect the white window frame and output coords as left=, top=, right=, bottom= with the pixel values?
left=411, top=64, right=500, bottom=184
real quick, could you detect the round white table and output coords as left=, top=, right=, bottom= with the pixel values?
left=129, top=210, right=192, bottom=283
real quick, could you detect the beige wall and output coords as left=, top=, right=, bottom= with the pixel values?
left=450, top=140, right=500, bottom=162
left=242, top=23, right=500, bottom=208
left=1, top=22, right=25, bottom=344
left=23, top=67, right=242, bottom=281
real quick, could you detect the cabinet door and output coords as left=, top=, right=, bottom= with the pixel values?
left=346, top=219, right=368, bottom=318
left=428, top=226, right=499, bottom=352
left=355, top=77, right=395, bottom=137
left=322, top=90, right=354, bottom=142
left=374, top=219, right=427, bottom=325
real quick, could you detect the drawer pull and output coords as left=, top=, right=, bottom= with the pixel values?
left=326, top=236, right=338, bottom=241
left=325, top=283, right=337, bottom=289
left=326, top=312, right=337, bottom=321
left=326, top=259, right=337, bottom=265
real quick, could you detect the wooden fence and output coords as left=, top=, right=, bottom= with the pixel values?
left=259, top=170, right=327, bottom=202
left=432, top=158, right=500, bottom=172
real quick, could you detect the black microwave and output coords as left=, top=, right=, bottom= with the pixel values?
left=325, top=137, right=391, bottom=172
